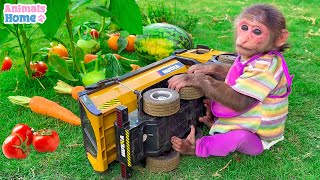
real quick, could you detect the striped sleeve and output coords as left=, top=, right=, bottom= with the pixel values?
left=231, top=59, right=278, bottom=101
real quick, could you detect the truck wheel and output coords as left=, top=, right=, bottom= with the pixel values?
left=218, top=54, right=237, bottom=64
left=143, top=88, right=180, bottom=117
left=179, top=86, right=204, bottom=100
left=146, top=150, right=180, bottom=172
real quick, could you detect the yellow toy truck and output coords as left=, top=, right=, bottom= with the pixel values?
left=78, top=45, right=236, bottom=178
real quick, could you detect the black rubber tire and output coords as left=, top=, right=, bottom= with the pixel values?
left=179, top=86, right=204, bottom=100
left=143, top=88, right=180, bottom=117
left=146, top=150, right=180, bottom=172
left=218, top=54, right=236, bottom=64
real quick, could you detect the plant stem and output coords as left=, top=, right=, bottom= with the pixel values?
left=77, top=29, right=82, bottom=40
left=121, top=56, right=138, bottom=62
left=65, top=10, right=77, bottom=71
left=13, top=24, right=26, bottom=62
left=104, top=0, right=109, bottom=7
left=95, top=58, right=99, bottom=71
left=20, top=26, right=32, bottom=78
left=27, top=26, right=40, bottom=41
left=80, top=62, right=87, bottom=74
left=99, top=17, right=105, bottom=34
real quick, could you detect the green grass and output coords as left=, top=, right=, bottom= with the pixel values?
left=1, top=0, right=320, bottom=179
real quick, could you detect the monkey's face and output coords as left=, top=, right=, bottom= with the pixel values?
left=235, top=18, right=273, bottom=60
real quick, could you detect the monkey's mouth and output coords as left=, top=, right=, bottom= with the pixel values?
left=236, top=45, right=251, bottom=51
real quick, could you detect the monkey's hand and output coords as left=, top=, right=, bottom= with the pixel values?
left=199, top=99, right=215, bottom=128
left=168, top=73, right=203, bottom=92
left=171, top=125, right=196, bottom=155
left=188, top=63, right=231, bottom=81
left=187, top=64, right=215, bottom=74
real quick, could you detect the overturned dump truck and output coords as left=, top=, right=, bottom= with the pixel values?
left=78, top=45, right=236, bottom=178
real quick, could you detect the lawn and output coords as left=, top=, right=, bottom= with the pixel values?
left=1, top=0, right=319, bottom=179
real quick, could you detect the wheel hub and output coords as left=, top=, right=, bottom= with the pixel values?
left=150, top=91, right=172, bottom=100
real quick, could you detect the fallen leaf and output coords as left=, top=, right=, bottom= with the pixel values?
left=233, top=154, right=241, bottom=162
left=213, top=172, right=222, bottom=178
left=204, top=7, right=213, bottom=13
left=218, top=35, right=229, bottom=38
left=212, top=17, right=219, bottom=22
left=295, top=16, right=317, bottom=25
left=212, top=160, right=232, bottom=178
left=306, top=29, right=320, bottom=38
left=66, top=143, right=83, bottom=148
left=302, top=152, right=314, bottom=159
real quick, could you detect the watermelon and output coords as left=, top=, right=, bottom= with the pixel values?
left=134, top=23, right=193, bottom=63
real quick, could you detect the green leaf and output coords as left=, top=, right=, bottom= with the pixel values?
left=74, top=46, right=84, bottom=73
left=49, top=55, right=78, bottom=81
left=0, top=28, right=10, bottom=46
left=86, top=5, right=112, bottom=17
left=120, top=30, right=129, bottom=38
left=117, top=36, right=128, bottom=54
left=110, top=0, right=143, bottom=34
left=34, top=0, right=70, bottom=38
left=99, top=38, right=109, bottom=54
left=0, top=45, right=19, bottom=55
left=83, top=20, right=101, bottom=30
left=0, top=0, right=4, bottom=21
left=71, top=0, right=92, bottom=12
left=104, top=54, right=123, bottom=78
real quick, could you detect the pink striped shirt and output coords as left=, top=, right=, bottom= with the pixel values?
left=210, top=54, right=289, bottom=141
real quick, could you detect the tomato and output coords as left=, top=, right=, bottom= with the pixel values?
left=1, top=56, right=12, bottom=71
left=29, top=61, right=48, bottom=77
left=49, top=44, right=69, bottom=58
left=11, top=124, right=33, bottom=146
left=84, top=54, right=98, bottom=64
left=107, top=34, right=120, bottom=51
left=2, top=133, right=30, bottom=159
left=125, top=35, right=136, bottom=52
left=32, top=129, right=60, bottom=152
left=90, top=29, right=99, bottom=39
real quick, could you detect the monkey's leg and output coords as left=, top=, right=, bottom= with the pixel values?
left=195, top=130, right=263, bottom=157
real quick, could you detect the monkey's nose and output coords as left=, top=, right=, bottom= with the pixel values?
left=236, top=33, right=249, bottom=45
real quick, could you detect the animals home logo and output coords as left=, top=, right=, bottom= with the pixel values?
left=3, top=3, right=47, bottom=24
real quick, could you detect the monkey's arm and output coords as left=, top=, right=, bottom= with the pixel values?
left=168, top=73, right=258, bottom=112
left=193, top=75, right=258, bottom=112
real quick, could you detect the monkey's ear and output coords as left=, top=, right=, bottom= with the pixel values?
left=276, top=29, right=289, bottom=47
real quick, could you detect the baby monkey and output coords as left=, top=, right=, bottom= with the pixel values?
left=168, top=4, right=293, bottom=157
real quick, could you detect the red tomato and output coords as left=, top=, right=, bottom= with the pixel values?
left=2, top=133, right=30, bottom=159
left=90, top=29, right=99, bottom=39
left=29, top=61, right=48, bottom=77
left=11, top=124, right=33, bottom=146
left=32, top=129, right=60, bottom=152
left=1, top=56, right=12, bottom=71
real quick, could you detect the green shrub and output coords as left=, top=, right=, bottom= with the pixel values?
left=141, top=1, right=198, bottom=32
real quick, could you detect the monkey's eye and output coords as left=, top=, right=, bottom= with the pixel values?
left=253, top=29, right=262, bottom=35
left=241, top=25, right=248, bottom=31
